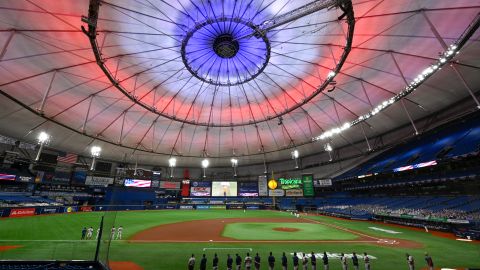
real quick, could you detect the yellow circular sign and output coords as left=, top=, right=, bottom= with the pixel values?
left=268, top=179, right=278, bottom=190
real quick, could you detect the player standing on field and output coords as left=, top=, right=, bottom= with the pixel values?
left=254, top=253, right=261, bottom=270
left=311, top=252, right=317, bottom=270
left=81, top=227, right=87, bottom=240
left=281, top=252, right=287, bottom=270
left=200, top=254, right=207, bottom=270
left=340, top=253, right=348, bottom=270
left=302, top=253, right=308, bottom=270
left=322, top=252, right=329, bottom=270
left=363, top=252, right=370, bottom=270
left=188, top=254, right=195, bottom=270
left=293, top=252, right=299, bottom=270
left=95, top=227, right=100, bottom=240
left=213, top=253, right=219, bottom=270
left=245, top=252, right=253, bottom=270
left=117, top=226, right=123, bottom=240
left=406, top=253, right=415, bottom=270
left=268, top=252, right=275, bottom=270
left=110, top=226, right=116, bottom=240
left=352, top=252, right=359, bottom=270
left=227, top=254, right=233, bottom=270
left=86, top=226, right=93, bottom=240
left=235, top=254, right=242, bottom=270
left=424, top=253, right=433, bottom=270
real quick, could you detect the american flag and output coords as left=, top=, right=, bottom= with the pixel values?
left=124, top=179, right=151, bottom=188
left=0, top=173, right=16, bottom=181
left=57, top=153, right=78, bottom=164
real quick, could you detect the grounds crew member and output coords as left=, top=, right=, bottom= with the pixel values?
left=227, top=254, right=233, bottom=270
left=268, top=252, right=275, bottom=270
left=200, top=254, right=207, bottom=270
left=235, top=254, right=242, bottom=270
left=363, top=252, right=370, bottom=270
left=213, top=253, right=219, bottom=270
left=352, top=252, right=359, bottom=270
left=281, top=252, right=288, bottom=270
left=245, top=252, right=253, bottom=270
left=188, top=254, right=195, bottom=270
left=424, top=253, right=434, bottom=270
left=254, top=253, right=261, bottom=270
left=311, top=252, right=317, bottom=270
left=293, top=252, right=299, bottom=270
left=322, top=252, right=329, bottom=270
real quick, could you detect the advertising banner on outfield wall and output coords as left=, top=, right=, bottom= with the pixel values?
left=85, top=176, right=114, bottom=186
left=9, top=208, right=36, bottom=217
left=258, top=175, right=268, bottom=196
left=286, top=189, right=304, bottom=197
left=42, top=208, right=59, bottom=214
left=268, top=189, right=285, bottom=197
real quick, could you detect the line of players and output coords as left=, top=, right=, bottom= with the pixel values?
left=188, top=251, right=372, bottom=270
left=81, top=226, right=123, bottom=240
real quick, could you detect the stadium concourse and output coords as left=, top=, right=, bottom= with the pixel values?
left=0, top=0, right=480, bottom=270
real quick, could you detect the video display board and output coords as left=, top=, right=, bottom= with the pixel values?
left=124, top=179, right=152, bottom=188
left=211, top=181, right=238, bottom=196
left=190, top=181, right=211, bottom=196
left=238, top=182, right=259, bottom=197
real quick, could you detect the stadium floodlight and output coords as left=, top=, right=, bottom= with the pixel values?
left=231, top=158, right=238, bottom=177
left=35, top=131, right=50, bottom=161
left=327, top=70, right=336, bottom=79
left=291, top=149, right=299, bottom=169
left=168, top=157, right=176, bottom=178
left=202, top=159, right=209, bottom=178
left=325, top=143, right=333, bottom=161
left=90, top=146, right=101, bottom=171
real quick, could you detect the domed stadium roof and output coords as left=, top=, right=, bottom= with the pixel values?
left=0, top=0, right=478, bottom=166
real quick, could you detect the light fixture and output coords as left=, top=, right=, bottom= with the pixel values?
left=168, top=157, right=176, bottom=178
left=324, top=143, right=333, bottom=161
left=231, top=158, right=238, bottom=177
left=35, top=131, right=50, bottom=162
left=201, top=159, right=209, bottom=178
left=291, top=149, right=299, bottom=169
left=90, top=146, right=101, bottom=171
left=313, top=39, right=464, bottom=143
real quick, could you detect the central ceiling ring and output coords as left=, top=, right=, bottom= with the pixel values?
left=181, top=17, right=271, bottom=86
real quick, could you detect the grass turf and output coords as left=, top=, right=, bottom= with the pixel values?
left=223, top=222, right=358, bottom=240
left=0, top=210, right=479, bottom=270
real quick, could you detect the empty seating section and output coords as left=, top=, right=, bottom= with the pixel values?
left=338, top=114, right=480, bottom=179
left=311, top=196, right=480, bottom=221
left=0, top=262, right=102, bottom=270
left=0, top=192, right=58, bottom=207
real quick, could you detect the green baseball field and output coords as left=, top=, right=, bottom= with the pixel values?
left=0, top=210, right=479, bottom=269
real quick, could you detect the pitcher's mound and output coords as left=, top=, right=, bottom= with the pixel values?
left=273, top=227, right=300, bottom=232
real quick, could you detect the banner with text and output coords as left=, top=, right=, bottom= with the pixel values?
left=258, top=175, right=268, bottom=196
left=85, top=176, right=114, bottom=186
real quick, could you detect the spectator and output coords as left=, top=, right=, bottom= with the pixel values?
left=188, top=254, right=195, bottom=270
